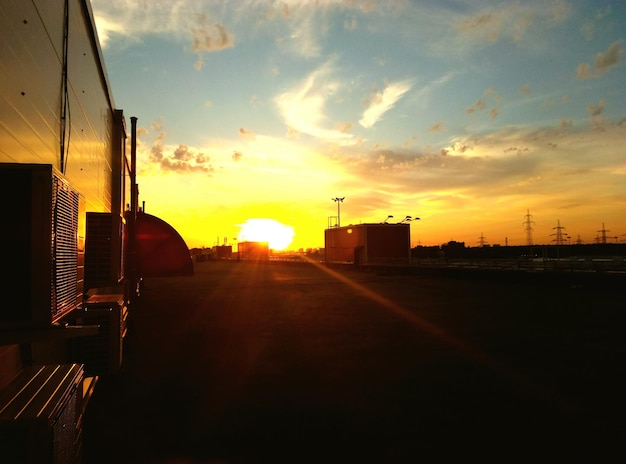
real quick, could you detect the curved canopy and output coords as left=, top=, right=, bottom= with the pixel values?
left=134, top=212, right=194, bottom=277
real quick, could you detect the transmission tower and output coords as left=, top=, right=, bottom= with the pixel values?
left=477, top=232, right=488, bottom=247
left=550, top=220, right=567, bottom=245
left=597, top=222, right=610, bottom=244
left=522, top=209, right=535, bottom=246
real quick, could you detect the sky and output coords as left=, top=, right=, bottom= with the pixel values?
left=90, top=0, right=625, bottom=251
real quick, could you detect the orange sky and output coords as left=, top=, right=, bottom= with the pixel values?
left=92, top=1, right=626, bottom=251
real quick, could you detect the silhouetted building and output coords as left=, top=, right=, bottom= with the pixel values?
left=238, top=241, right=270, bottom=261
left=0, top=1, right=191, bottom=460
left=325, top=223, right=411, bottom=265
left=214, top=245, right=233, bottom=259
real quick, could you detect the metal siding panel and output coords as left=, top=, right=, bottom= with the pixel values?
left=66, top=0, right=114, bottom=203
left=0, top=0, right=116, bottom=214
left=324, top=226, right=364, bottom=263
left=62, top=0, right=114, bottom=212
left=0, top=0, right=64, bottom=165
left=366, top=224, right=410, bottom=263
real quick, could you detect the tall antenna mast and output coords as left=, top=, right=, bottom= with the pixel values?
left=523, top=209, right=535, bottom=246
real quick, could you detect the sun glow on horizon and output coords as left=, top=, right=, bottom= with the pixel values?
left=237, top=218, right=295, bottom=251
left=93, top=0, right=626, bottom=250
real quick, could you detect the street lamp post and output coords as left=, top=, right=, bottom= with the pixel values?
left=332, top=197, right=345, bottom=227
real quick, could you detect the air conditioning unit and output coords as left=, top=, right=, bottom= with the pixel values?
left=84, top=212, right=126, bottom=291
left=0, top=163, right=85, bottom=329
left=75, top=294, right=127, bottom=376
left=0, top=364, right=85, bottom=464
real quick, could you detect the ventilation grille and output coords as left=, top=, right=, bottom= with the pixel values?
left=85, top=213, right=113, bottom=289
left=52, top=175, right=79, bottom=319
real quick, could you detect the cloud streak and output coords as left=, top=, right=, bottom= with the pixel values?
left=359, top=79, right=414, bottom=129
left=455, top=1, right=570, bottom=45
left=333, top=121, right=626, bottom=220
left=275, top=60, right=354, bottom=143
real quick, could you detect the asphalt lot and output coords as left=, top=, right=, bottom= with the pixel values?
left=82, top=260, right=625, bottom=463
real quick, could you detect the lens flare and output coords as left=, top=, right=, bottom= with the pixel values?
left=237, top=218, right=295, bottom=250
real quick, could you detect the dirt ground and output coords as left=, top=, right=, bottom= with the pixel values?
left=82, top=260, right=625, bottom=463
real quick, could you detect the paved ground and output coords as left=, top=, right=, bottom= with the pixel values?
left=82, top=260, right=625, bottom=463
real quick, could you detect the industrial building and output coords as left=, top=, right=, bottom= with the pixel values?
left=0, top=1, right=191, bottom=461
left=238, top=241, right=270, bottom=261
left=324, top=223, right=411, bottom=265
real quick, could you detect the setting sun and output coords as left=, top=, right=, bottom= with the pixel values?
left=237, top=218, right=295, bottom=251
left=92, top=1, right=625, bottom=250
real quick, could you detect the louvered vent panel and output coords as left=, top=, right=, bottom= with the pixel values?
left=52, top=175, right=79, bottom=319
left=84, top=213, right=113, bottom=289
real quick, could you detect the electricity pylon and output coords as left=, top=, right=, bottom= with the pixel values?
left=597, top=222, right=610, bottom=244
left=551, top=220, right=567, bottom=245
left=523, top=209, right=535, bottom=246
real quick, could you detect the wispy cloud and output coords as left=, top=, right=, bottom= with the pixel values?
left=577, top=40, right=623, bottom=79
left=359, top=79, right=414, bottom=128
left=428, top=122, right=445, bottom=133
left=455, top=1, right=570, bottom=45
left=332, top=120, right=626, bottom=223
left=275, top=60, right=354, bottom=143
left=580, top=5, right=614, bottom=41
left=91, top=0, right=193, bottom=47
left=192, top=15, right=234, bottom=69
left=465, top=88, right=501, bottom=119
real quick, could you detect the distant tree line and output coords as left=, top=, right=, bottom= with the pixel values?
left=412, top=241, right=626, bottom=260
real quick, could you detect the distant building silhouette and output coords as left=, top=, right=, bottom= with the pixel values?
left=325, top=223, right=410, bottom=265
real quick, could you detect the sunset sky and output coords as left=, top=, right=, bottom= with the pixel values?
left=90, top=0, right=625, bottom=251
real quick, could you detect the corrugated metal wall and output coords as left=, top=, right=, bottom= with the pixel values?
left=0, top=0, right=117, bottom=213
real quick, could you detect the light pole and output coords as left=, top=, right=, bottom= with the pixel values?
left=332, top=197, right=345, bottom=227
left=382, top=215, right=393, bottom=223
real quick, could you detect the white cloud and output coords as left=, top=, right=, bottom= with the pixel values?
left=275, top=61, right=354, bottom=143
left=90, top=0, right=376, bottom=54
left=359, top=79, right=414, bottom=128
left=91, top=0, right=192, bottom=47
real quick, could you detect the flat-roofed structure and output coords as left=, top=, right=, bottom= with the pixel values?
left=238, top=241, right=270, bottom=261
left=324, top=223, right=410, bottom=265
